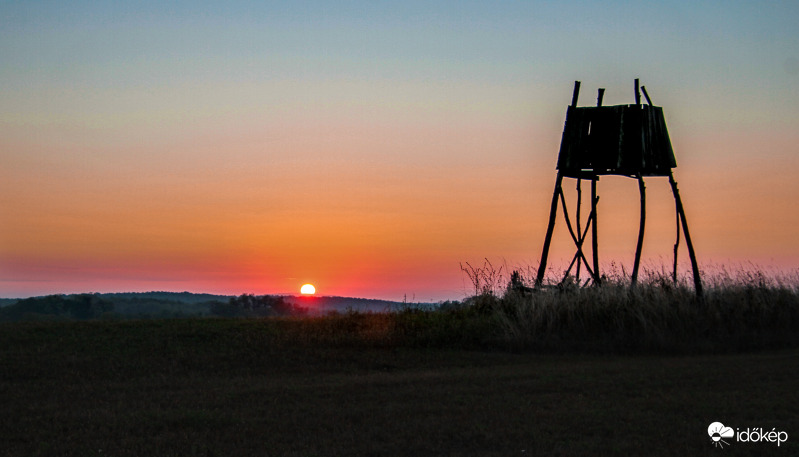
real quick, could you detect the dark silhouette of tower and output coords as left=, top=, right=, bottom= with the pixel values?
left=535, top=79, right=702, bottom=299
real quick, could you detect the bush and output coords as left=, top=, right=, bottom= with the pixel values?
left=0, top=294, right=113, bottom=321
left=211, top=294, right=308, bottom=318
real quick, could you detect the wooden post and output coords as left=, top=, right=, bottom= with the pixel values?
left=571, top=81, right=581, bottom=107
left=591, top=177, right=600, bottom=284
left=592, top=90, right=603, bottom=285
left=536, top=172, right=563, bottom=286
left=634, top=79, right=641, bottom=106
left=672, top=207, right=681, bottom=283
left=557, top=189, right=598, bottom=283
left=631, top=174, right=646, bottom=287
left=537, top=81, right=581, bottom=287
left=669, top=172, right=704, bottom=300
left=559, top=206, right=598, bottom=282
left=575, top=178, right=582, bottom=282
left=641, top=85, right=653, bottom=105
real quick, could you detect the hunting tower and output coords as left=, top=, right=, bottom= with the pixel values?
left=535, top=79, right=703, bottom=298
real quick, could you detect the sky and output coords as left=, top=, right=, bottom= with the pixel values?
left=2, top=1, right=798, bottom=301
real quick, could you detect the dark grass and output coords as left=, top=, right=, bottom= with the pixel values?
left=465, top=265, right=799, bottom=354
left=1, top=317, right=798, bottom=456
left=492, top=281, right=799, bottom=353
left=2, top=268, right=799, bottom=456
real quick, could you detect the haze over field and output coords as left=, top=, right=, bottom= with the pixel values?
left=2, top=1, right=798, bottom=301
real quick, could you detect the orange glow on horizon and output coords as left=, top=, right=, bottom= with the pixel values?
left=1, top=95, right=798, bottom=301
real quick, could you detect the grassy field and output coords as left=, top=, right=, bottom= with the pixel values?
left=1, top=317, right=797, bottom=457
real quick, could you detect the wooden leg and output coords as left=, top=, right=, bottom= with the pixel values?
left=536, top=172, right=563, bottom=286
left=558, top=185, right=591, bottom=276
left=591, top=177, right=600, bottom=285
left=669, top=172, right=704, bottom=300
left=575, top=178, right=582, bottom=283
left=631, top=174, right=646, bottom=287
left=672, top=206, right=681, bottom=283
left=558, top=192, right=599, bottom=284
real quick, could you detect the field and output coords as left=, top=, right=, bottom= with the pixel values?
left=2, top=269, right=798, bottom=456
left=1, top=315, right=797, bottom=457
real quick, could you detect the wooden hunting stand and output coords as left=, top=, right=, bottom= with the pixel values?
left=535, top=80, right=703, bottom=299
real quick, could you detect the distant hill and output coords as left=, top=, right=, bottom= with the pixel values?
left=0, top=292, right=428, bottom=321
left=102, top=291, right=232, bottom=305
left=100, top=292, right=414, bottom=314
left=0, top=292, right=225, bottom=321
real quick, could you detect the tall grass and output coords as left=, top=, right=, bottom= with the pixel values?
left=193, top=265, right=799, bottom=355
left=492, top=267, right=799, bottom=353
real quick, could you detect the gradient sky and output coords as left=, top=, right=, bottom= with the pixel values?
left=2, top=1, right=798, bottom=301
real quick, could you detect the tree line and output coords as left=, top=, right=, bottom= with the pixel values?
left=0, top=293, right=308, bottom=321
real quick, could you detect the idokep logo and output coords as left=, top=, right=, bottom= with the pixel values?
left=708, top=422, right=735, bottom=448
left=708, top=422, right=789, bottom=449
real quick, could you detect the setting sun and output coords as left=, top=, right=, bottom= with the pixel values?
left=300, top=284, right=316, bottom=295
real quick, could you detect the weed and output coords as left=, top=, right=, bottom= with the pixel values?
left=460, top=258, right=505, bottom=297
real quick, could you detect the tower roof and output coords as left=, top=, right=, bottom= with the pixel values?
left=556, top=103, right=676, bottom=178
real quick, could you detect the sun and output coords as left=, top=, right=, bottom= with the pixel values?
left=300, top=284, right=316, bottom=295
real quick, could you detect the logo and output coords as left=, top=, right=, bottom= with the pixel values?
left=708, top=422, right=735, bottom=448
left=708, top=421, right=789, bottom=449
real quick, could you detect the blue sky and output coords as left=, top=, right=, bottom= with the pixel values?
left=1, top=1, right=798, bottom=299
